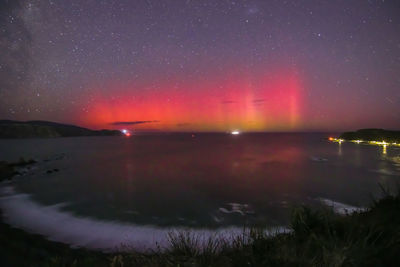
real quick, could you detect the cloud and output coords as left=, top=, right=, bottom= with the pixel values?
left=221, top=100, right=237, bottom=104
left=110, top=120, right=159, bottom=126
left=252, top=99, right=265, bottom=103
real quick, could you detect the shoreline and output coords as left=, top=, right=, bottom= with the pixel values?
left=0, top=184, right=290, bottom=252
left=1, top=185, right=399, bottom=266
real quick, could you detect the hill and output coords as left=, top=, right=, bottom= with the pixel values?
left=0, top=120, right=122, bottom=138
left=339, top=129, right=400, bottom=142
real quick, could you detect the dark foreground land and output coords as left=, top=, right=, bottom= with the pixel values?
left=340, top=129, right=400, bottom=142
left=0, top=176, right=399, bottom=266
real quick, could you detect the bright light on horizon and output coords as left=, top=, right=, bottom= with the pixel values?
left=231, top=130, right=240, bottom=135
left=121, top=129, right=131, bottom=137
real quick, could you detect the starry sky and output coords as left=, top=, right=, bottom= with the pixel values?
left=1, top=0, right=400, bottom=132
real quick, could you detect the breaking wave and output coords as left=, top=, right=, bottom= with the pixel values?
left=0, top=186, right=289, bottom=252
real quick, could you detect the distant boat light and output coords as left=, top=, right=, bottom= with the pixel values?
left=121, top=129, right=131, bottom=137
left=231, top=130, right=240, bottom=135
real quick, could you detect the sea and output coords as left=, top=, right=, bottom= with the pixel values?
left=0, top=133, right=399, bottom=251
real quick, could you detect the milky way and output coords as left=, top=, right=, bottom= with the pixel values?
left=1, top=0, right=400, bottom=131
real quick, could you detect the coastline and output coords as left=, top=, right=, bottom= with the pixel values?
left=1, top=184, right=399, bottom=266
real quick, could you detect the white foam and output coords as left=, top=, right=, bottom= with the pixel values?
left=219, top=207, right=244, bottom=215
left=218, top=203, right=254, bottom=215
left=0, top=186, right=289, bottom=252
left=318, top=198, right=366, bottom=215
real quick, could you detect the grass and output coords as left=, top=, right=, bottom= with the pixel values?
left=1, top=188, right=400, bottom=266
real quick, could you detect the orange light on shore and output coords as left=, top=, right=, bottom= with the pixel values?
left=328, top=137, right=334, bottom=141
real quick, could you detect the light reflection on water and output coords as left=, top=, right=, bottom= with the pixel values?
left=0, top=133, right=399, bottom=229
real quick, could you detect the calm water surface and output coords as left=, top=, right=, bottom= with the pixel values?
left=0, top=133, right=399, bottom=250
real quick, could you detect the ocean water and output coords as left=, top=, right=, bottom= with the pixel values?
left=0, top=133, right=399, bottom=251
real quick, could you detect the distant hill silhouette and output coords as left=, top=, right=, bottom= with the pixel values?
left=0, top=120, right=122, bottom=138
left=340, top=129, right=400, bottom=142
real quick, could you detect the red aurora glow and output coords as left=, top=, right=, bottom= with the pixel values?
left=78, top=69, right=303, bottom=132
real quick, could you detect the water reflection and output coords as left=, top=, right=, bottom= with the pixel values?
left=337, top=142, right=342, bottom=156
left=0, top=133, right=398, bottom=229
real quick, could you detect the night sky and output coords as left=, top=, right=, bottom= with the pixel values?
left=1, top=0, right=400, bottom=132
